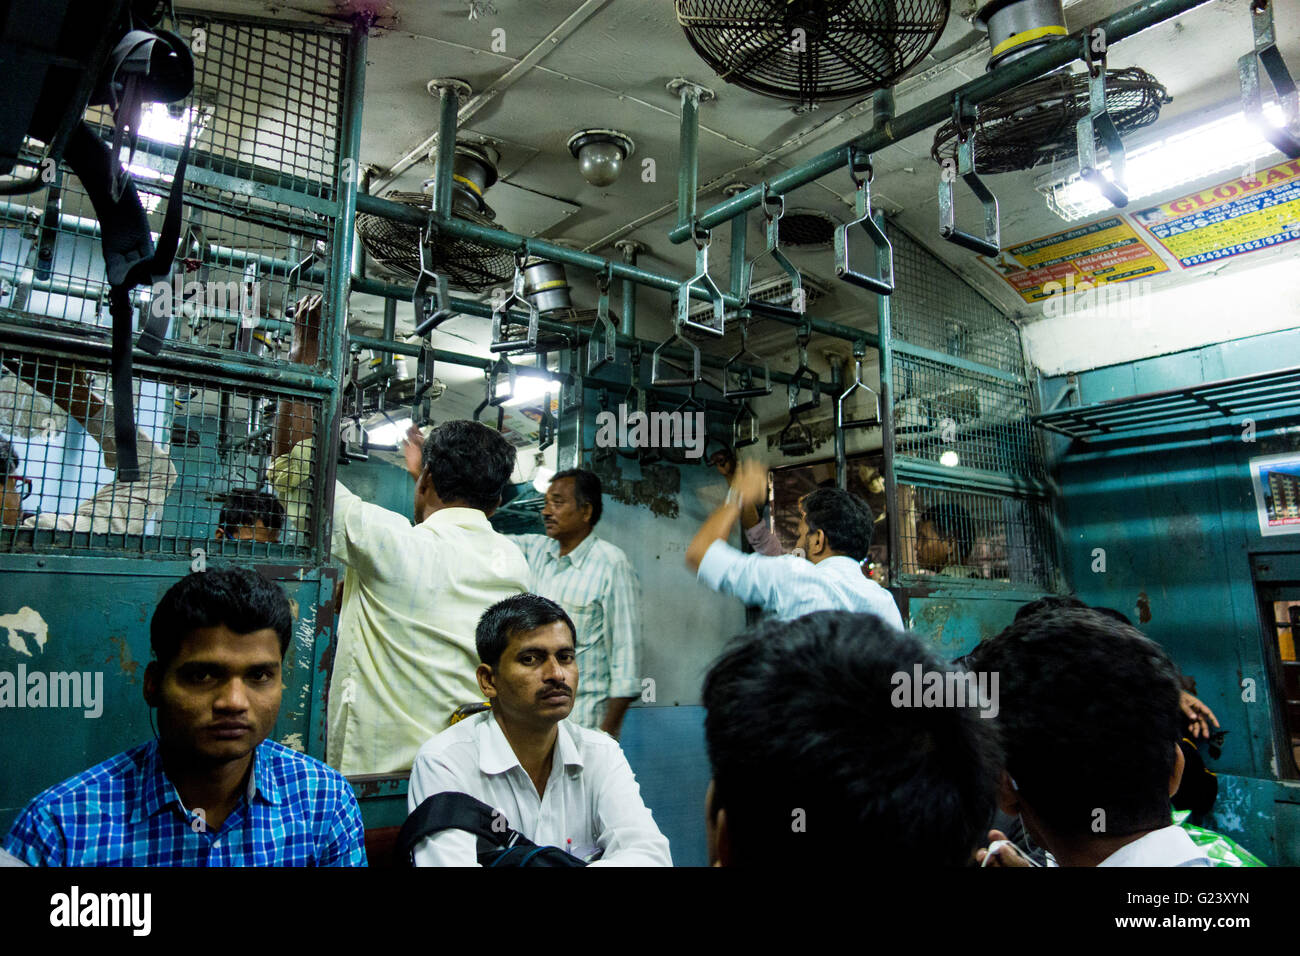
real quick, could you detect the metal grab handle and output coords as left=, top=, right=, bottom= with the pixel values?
left=722, top=313, right=771, bottom=398
left=675, top=227, right=726, bottom=337
left=834, top=154, right=894, bottom=295
left=651, top=323, right=702, bottom=387
left=284, top=243, right=318, bottom=319
left=413, top=218, right=457, bottom=335
left=938, top=98, right=1000, bottom=258
left=412, top=344, right=436, bottom=426
left=587, top=267, right=616, bottom=374
left=743, top=185, right=805, bottom=313
left=471, top=364, right=511, bottom=432
left=733, top=400, right=759, bottom=449
left=1238, top=0, right=1300, bottom=159
left=1076, top=40, right=1129, bottom=208
left=538, top=406, right=556, bottom=451
left=787, top=328, right=821, bottom=414
left=490, top=254, right=541, bottom=353
left=778, top=410, right=813, bottom=456
left=837, top=348, right=881, bottom=431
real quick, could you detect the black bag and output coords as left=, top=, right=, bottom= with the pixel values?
left=395, top=792, right=588, bottom=867
left=2, top=0, right=194, bottom=480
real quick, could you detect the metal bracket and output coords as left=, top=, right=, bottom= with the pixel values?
left=1238, top=0, right=1300, bottom=159
left=743, top=184, right=804, bottom=313
left=1076, top=36, right=1129, bottom=208
left=587, top=266, right=616, bottom=374
left=414, top=218, right=457, bottom=335
left=787, top=325, right=821, bottom=414
left=490, top=252, right=541, bottom=353
left=733, top=400, right=759, bottom=449
left=722, top=311, right=771, bottom=398
left=537, top=406, right=557, bottom=451
left=834, top=151, right=894, bottom=294
left=938, top=96, right=1001, bottom=258
left=675, top=226, right=726, bottom=337
left=837, top=342, right=881, bottom=431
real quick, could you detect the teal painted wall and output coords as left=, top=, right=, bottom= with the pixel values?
left=1041, top=326, right=1300, bottom=865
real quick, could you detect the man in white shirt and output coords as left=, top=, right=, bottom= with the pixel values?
left=407, top=593, right=671, bottom=866
left=270, top=295, right=530, bottom=775
left=972, top=607, right=1211, bottom=867
left=686, top=458, right=903, bottom=628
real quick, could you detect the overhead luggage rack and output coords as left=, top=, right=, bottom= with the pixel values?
left=1032, top=366, right=1300, bottom=440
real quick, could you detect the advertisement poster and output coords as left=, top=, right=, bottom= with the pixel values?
left=983, top=216, right=1169, bottom=303
left=1249, top=452, right=1300, bottom=537
left=1133, top=157, right=1300, bottom=268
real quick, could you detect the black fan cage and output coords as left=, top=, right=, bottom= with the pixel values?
left=930, top=67, right=1171, bottom=175
left=355, top=191, right=516, bottom=293
left=779, top=209, right=838, bottom=246
left=675, top=0, right=951, bottom=106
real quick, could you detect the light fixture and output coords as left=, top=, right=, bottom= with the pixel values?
left=138, top=102, right=208, bottom=147
left=939, top=450, right=960, bottom=467
left=364, top=415, right=413, bottom=447
left=567, top=129, right=635, bottom=187
left=1039, top=102, right=1288, bottom=222
left=973, top=0, right=1067, bottom=71
left=503, top=374, right=560, bottom=408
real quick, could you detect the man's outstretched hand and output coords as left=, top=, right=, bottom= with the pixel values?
left=288, top=293, right=324, bottom=366
left=1180, top=691, right=1220, bottom=740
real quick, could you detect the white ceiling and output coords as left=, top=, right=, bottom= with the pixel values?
left=188, top=0, right=1300, bottom=372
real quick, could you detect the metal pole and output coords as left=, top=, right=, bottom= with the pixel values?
left=614, top=239, right=643, bottom=337
left=675, top=83, right=701, bottom=233
left=430, top=81, right=464, bottom=220
left=830, top=355, right=846, bottom=489
left=875, top=212, right=901, bottom=587
left=666, top=0, right=1216, bottom=243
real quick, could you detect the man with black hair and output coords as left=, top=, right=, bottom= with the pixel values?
left=703, top=610, right=1000, bottom=866
left=407, top=594, right=671, bottom=866
left=505, top=468, right=642, bottom=738
left=3, top=567, right=366, bottom=866
left=687, top=458, right=902, bottom=626
left=916, top=502, right=976, bottom=576
left=970, top=608, right=1210, bottom=866
left=215, top=488, right=286, bottom=543
left=0, top=436, right=27, bottom=527
left=269, top=295, right=530, bottom=774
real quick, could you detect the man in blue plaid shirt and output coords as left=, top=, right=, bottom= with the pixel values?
left=3, top=567, right=367, bottom=866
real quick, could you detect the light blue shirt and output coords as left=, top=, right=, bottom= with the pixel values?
left=697, top=540, right=904, bottom=628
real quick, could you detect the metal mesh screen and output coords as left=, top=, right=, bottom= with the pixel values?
left=896, top=483, right=1056, bottom=590
left=887, top=224, right=1025, bottom=377
left=893, top=352, right=1044, bottom=480
left=0, top=347, right=324, bottom=558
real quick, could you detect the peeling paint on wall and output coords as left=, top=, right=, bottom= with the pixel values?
left=279, top=732, right=305, bottom=753
left=106, top=635, right=140, bottom=683
left=0, top=607, right=49, bottom=657
left=593, top=458, right=683, bottom=518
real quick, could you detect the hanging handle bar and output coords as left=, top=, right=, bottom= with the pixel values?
left=743, top=184, right=805, bottom=313
left=1238, top=0, right=1300, bottom=159
left=675, top=225, right=727, bottom=337
left=472, top=360, right=514, bottom=431
left=836, top=345, right=880, bottom=431
left=938, top=97, right=1001, bottom=258
left=733, top=399, right=759, bottom=449
left=651, top=322, right=703, bottom=387
left=722, top=311, right=772, bottom=399
left=834, top=151, right=894, bottom=295
left=1075, top=35, right=1129, bottom=208
left=412, top=344, right=436, bottom=426
left=777, top=409, right=813, bottom=457
left=413, top=217, right=458, bottom=336
left=587, top=266, right=617, bottom=374
left=490, top=252, right=541, bottom=353
left=787, top=326, right=821, bottom=415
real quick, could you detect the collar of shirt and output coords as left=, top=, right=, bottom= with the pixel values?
left=818, top=555, right=866, bottom=574
left=1097, top=825, right=1209, bottom=867
left=132, top=739, right=281, bottom=823
left=542, top=531, right=598, bottom=568
left=418, top=506, right=494, bottom=533
left=477, top=711, right=585, bottom=777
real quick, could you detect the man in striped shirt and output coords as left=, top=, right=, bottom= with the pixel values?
left=2, top=567, right=366, bottom=866
left=509, top=470, right=642, bottom=739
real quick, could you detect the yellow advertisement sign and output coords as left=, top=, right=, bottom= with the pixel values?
left=984, top=216, right=1169, bottom=304
left=1133, top=158, right=1300, bottom=268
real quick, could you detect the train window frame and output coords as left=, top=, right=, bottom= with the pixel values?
left=1253, top=572, right=1300, bottom=780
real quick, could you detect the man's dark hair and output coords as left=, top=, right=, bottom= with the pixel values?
left=1012, top=594, right=1089, bottom=623
left=921, top=501, right=974, bottom=562
left=476, top=593, right=577, bottom=670
left=969, top=608, right=1182, bottom=840
left=150, top=567, right=293, bottom=669
left=551, top=468, right=602, bottom=527
left=703, top=611, right=1001, bottom=866
left=1090, top=606, right=1133, bottom=626
left=218, top=489, right=286, bottom=538
left=801, top=487, right=874, bottom=561
left=421, top=420, right=517, bottom=512
left=0, top=436, right=18, bottom=480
